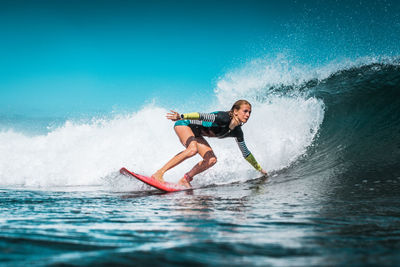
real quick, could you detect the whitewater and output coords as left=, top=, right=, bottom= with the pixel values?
left=0, top=56, right=330, bottom=188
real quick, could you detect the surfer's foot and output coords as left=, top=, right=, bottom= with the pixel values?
left=178, top=173, right=192, bottom=188
left=178, top=178, right=191, bottom=188
left=151, top=170, right=165, bottom=183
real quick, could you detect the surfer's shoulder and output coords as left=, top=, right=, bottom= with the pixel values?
left=214, top=111, right=231, bottom=124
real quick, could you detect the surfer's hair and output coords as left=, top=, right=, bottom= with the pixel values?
left=229, top=100, right=252, bottom=118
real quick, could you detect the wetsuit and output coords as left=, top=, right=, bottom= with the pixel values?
left=175, top=111, right=262, bottom=171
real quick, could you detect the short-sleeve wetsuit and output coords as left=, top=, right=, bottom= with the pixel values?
left=174, top=111, right=262, bottom=171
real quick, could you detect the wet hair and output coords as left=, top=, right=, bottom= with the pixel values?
left=229, top=99, right=252, bottom=118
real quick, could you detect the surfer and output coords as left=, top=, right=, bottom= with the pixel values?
left=152, top=100, right=267, bottom=188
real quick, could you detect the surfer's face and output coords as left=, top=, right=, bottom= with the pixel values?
left=234, top=104, right=252, bottom=124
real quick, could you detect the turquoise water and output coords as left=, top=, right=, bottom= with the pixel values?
left=1, top=0, right=400, bottom=266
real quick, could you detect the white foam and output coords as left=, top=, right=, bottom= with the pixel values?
left=2, top=55, right=356, bottom=189
left=0, top=100, right=324, bottom=188
left=0, top=105, right=186, bottom=188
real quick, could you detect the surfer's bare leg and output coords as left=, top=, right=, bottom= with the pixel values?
left=178, top=137, right=217, bottom=187
left=152, top=126, right=199, bottom=182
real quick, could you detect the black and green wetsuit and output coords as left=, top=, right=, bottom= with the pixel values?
left=175, top=111, right=262, bottom=171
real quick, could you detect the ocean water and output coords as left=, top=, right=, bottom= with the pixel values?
left=2, top=0, right=400, bottom=266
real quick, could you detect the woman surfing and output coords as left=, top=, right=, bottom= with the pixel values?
left=152, top=100, right=268, bottom=188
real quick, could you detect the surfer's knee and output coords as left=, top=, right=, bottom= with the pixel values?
left=203, top=151, right=217, bottom=166
left=185, top=143, right=198, bottom=157
left=208, top=156, right=217, bottom=166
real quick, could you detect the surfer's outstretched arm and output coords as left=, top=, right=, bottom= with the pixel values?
left=167, top=111, right=229, bottom=125
left=235, top=137, right=268, bottom=176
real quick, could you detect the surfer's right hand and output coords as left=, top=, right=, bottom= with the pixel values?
left=166, top=110, right=181, bottom=121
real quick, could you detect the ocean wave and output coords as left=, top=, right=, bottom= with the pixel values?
left=1, top=56, right=399, bottom=188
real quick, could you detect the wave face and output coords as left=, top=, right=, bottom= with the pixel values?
left=1, top=57, right=399, bottom=188
left=305, top=62, right=400, bottom=181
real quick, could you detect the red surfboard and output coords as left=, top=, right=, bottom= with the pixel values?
left=119, top=167, right=188, bottom=192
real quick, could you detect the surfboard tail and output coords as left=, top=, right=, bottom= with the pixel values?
left=120, top=167, right=188, bottom=192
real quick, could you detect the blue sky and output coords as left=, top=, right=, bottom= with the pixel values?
left=1, top=0, right=399, bottom=117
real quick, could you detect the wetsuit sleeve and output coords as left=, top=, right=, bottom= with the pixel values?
left=245, top=153, right=262, bottom=171
left=236, top=138, right=263, bottom=171
left=234, top=128, right=262, bottom=171
left=181, top=112, right=229, bottom=123
left=181, top=112, right=201, bottom=120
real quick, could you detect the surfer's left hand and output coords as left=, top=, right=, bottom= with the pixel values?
left=260, top=169, right=268, bottom=177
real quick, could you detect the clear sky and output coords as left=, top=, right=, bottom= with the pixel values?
left=1, top=0, right=399, bottom=117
